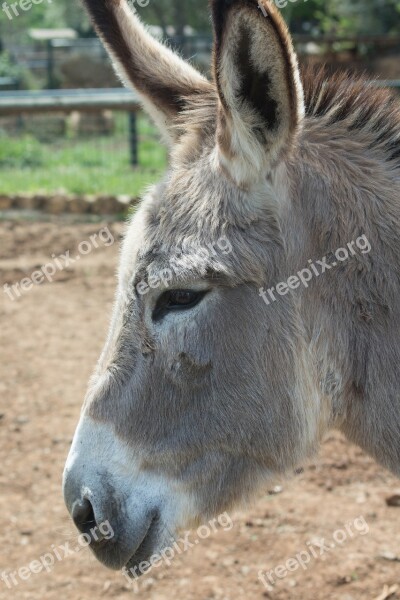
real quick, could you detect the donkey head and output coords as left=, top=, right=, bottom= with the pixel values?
left=63, top=0, right=322, bottom=573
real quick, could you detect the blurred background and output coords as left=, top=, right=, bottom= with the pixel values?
left=0, top=0, right=399, bottom=200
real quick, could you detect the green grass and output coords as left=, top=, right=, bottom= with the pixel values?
left=0, top=113, right=167, bottom=196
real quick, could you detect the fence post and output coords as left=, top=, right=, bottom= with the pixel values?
left=129, top=111, right=138, bottom=166
left=47, top=40, right=55, bottom=89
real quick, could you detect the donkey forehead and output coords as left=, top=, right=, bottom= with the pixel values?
left=119, top=209, right=232, bottom=293
left=128, top=216, right=237, bottom=291
left=118, top=157, right=281, bottom=293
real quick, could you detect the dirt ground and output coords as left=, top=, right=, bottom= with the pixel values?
left=1, top=216, right=400, bottom=600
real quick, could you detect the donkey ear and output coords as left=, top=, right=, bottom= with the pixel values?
left=82, top=0, right=213, bottom=144
left=211, top=0, right=304, bottom=186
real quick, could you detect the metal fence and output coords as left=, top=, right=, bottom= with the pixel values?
left=6, top=34, right=400, bottom=89
left=0, top=88, right=167, bottom=197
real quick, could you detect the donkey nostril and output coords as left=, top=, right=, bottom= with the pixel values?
left=72, top=498, right=98, bottom=536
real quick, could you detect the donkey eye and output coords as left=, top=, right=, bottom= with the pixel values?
left=167, top=290, right=201, bottom=307
left=153, top=289, right=207, bottom=321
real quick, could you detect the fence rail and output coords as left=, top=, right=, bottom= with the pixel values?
left=0, top=88, right=143, bottom=167
left=374, top=80, right=400, bottom=88
left=0, top=80, right=397, bottom=116
left=0, top=80, right=398, bottom=114
left=0, top=88, right=140, bottom=114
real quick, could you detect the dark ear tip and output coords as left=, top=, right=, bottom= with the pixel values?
left=210, top=0, right=242, bottom=13
left=210, top=0, right=243, bottom=23
left=211, top=0, right=271, bottom=46
left=210, top=0, right=263, bottom=22
left=210, top=0, right=234, bottom=5
left=211, top=0, right=261, bottom=8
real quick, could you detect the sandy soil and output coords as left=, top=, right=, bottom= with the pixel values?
left=1, top=217, right=400, bottom=600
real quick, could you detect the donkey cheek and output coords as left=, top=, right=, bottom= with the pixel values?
left=166, top=353, right=212, bottom=388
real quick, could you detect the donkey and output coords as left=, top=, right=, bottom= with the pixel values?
left=63, top=0, right=400, bottom=575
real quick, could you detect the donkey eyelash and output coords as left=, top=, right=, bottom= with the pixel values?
left=152, top=289, right=209, bottom=322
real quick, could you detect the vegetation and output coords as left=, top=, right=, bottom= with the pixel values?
left=279, top=0, right=400, bottom=35
left=0, top=0, right=399, bottom=41
left=0, top=114, right=167, bottom=196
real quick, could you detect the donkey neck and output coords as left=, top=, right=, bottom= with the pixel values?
left=277, top=125, right=400, bottom=474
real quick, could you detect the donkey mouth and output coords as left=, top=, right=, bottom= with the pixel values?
left=124, top=513, right=161, bottom=577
